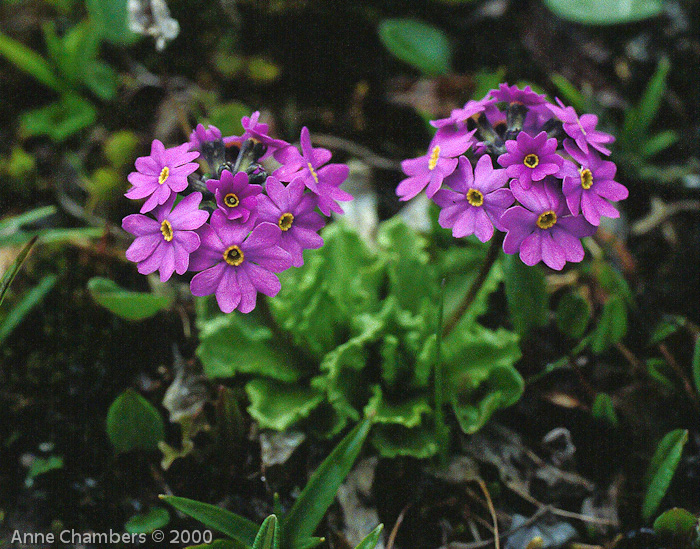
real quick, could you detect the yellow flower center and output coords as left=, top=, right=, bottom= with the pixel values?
left=307, top=162, right=319, bottom=184
left=428, top=145, right=441, bottom=171
left=466, top=188, right=484, bottom=207
left=278, top=212, right=294, bottom=231
left=224, top=193, right=240, bottom=208
left=223, top=245, right=244, bottom=266
left=160, top=219, right=173, bottom=241
left=580, top=168, right=593, bottom=189
left=158, top=166, right=170, bottom=185
left=536, top=210, right=557, bottom=229
left=523, top=154, right=539, bottom=168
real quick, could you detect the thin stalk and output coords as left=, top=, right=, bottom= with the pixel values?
left=434, top=278, right=448, bottom=466
left=442, top=233, right=503, bottom=338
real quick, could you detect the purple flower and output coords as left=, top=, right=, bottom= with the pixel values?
left=225, top=111, right=288, bottom=158
left=257, top=177, right=325, bottom=267
left=273, top=126, right=332, bottom=192
left=561, top=141, right=628, bottom=225
left=396, top=132, right=467, bottom=201
left=497, top=131, right=563, bottom=189
left=546, top=98, right=614, bottom=156
left=431, top=97, right=498, bottom=129
left=433, top=155, right=513, bottom=242
left=489, top=83, right=547, bottom=107
left=188, top=123, right=222, bottom=152
left=125, top=140, right=200, bottom=213
left=189, top=211, right=292, bottom=313
left=122, top=192, right=209, bottom=281
left=501, top=179, right=596, bottom=270
left=206, top=170, right=262, bottom=222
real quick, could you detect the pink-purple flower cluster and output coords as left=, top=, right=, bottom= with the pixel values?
left=397, top=84, right=628, bottom=270
left=122, top=113, right=351, bottom=313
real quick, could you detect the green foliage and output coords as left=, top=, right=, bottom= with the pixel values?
left=643, top=429, right=689, bottom=522
left=106, top=389, right=166, bottom=453
left=378, top=19, right=452, bottom=76
left=197, top=219, right=523, bottom=458
left=503, top=254, right=548, bottom=336
left=556, top=290, right=591, bottom=339
left=653, top=508, right=700, bottom=547
left=86, top=0, right=139, bottom=46
left=0, top=236, right=38, bottom=309
left=0, top=274, right=57, bottom=346
left=543, top=0, right=664, bottom=25
left=162, top=420, right=377, bottom=549
left=355, top=524, right=384, bottom=549
left=20, top=93, right=97, bottom=142
left=88, top=277, right=173, bottom=321
left=25, top=455, right=64, bottom=487
left=125, top=507, right=170, bottom=534
left=590, top=296, right=628, bottom=354
left=693, top=338, right=700, bottom=398
left=591, top=393, right=618, bottom=426
left=0, top=30, right=63, bottom=91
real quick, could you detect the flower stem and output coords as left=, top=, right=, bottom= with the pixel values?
left=442, top=232, right=503, bottom=338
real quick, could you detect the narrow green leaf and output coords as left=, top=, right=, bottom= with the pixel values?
left=160, top=495, right=259, bottom=547
left=543, top=0, right=663, bottom=25
left=642, top=429, right=689, bottom=522
left=378, top=19, right=452, bottom=76
left=355, top=524, right=384, bottom=549
left=0, top=31, right=63, bottom=91
left=0, top=236, right=38, bottom=308
left=550, top=73, right=586, bottom=113
left=125, top=507, right=170, bottom=534
left=640, top=130, right=678, bottom=158
left=503, top=254, right=548, bottom=336
left=556, top=291, right=591, bottom=339
left=0, top=207, right=56, bottom=234
left=632, top=57, right=671, bottom=138
left=252, top=515, right=279, bottom=549
left=649, top=315, right=686, bottom=345
left=692, top=338, right=700, bottom=398
left=0, top=274, right=57, bottom=346
left=590, top=296, right=627, bottom=354
left=591, top=393, right=618, bottom=427
left=282, top=419, right=372, bottom=547
left=88, top=277, right=172, bottom=321
left=106, top=389, right=165, bottom=453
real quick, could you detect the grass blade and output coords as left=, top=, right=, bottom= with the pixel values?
left=0, top=274, right=57, bottom=346
left=0, top=236, right=38, bottom=308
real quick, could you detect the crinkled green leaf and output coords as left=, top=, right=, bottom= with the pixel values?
left=355, top=524, right=384, bottom=549
left=590, top=296, right=627, bottom=354
left=503, top=255, right=548, bottom=336
left=107, top=389, right=165, bottom=453
left=0, top=30, right=63, bottom=91
left=125, top=507, right=170, bottom=534
left=197, top=312, right=304, bottom=382
left=543, top=0, right=663, bottom=25
left=556, top=290, right=591, bottom=339
left=20, top=94, right=97, bottom=141
left=88, top=277, right=172, bottom=321
left=282, top=419, right=371, bottom=548
left=364, top=385, right=432, bottom=428
left=371, top=422, right=438, bottom=459
left=377, top=217, right=434, bottom=315
left=252, top=515, right=279, bottom=549
left=378, top=18, right=452, bottom=76
left=444, top=326, right=523, bottom=434
left=643, top=429, right=689, bottom=522
left=246, top=379, right=324, bottom=431
left=160, top=495, right=258, bottom=546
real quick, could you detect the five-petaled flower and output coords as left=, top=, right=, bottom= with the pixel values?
left=497, top=131, right=563, bottom=189
left=125, top=140, right=200, bottom=213
left=207, top=170, right=262, bottom=223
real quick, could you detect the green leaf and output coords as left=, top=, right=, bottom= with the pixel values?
left=246, top=379, right=324, bottom=431
left=642, top=429, right=689, bottom=522
left=189, top=541, right=244, bottom=549
left=590, top=296, right=627, bottom=354
left=640, top=130, right=679, bottom=158
left=252, top=515, right=279, bottom=549
left=88, top=277, right=172, bottom=321
left=556, top=291, right=591, bottom=339
left=503, top=255, right=548, bottom=336
left=591, top=393, right=618, bottom=427
left=125, top=507, right=170, bottom=534
left=160, top=495, right=259, bottom=547
left=649, top=315, right=687, bottom=345
left=626, top=57, right=671, bottom=139
left=0, top=236, right=38, bottom=309
left=106, top=389, right=165, bottom=453
left=693, top=338, right=700, bottom=400
left=57, top=21, right=101, bottom=84
left=653, top=508, right=699, bottom=541
left=20, top=94, right=97, bottom=142
left=197, top=312, right=303, bottom=382
left=355, top=524, right=384, bottom=549
left=87, top=0, right=140, bottom=45
left=378, top=19, right=452, bottom=76
left=209, top=102, right=251, bottom=138
left=25, top=455, right=63, bottom=487
left=282, top=419, right=371, bottom=548
left=646, top=358, right=676, bottom=391
left=371, top=422, right=438, bottom=459
left=0, top=274, right=57, bottom=346
left=0, top=30, right=63, bottom=91
left=543, top=0, right=663, bottom=25
left=550, top=73, right=587, bottom=113
left=364, top=386, right=432, bottom=428
left=82, top=61, right=118, bottom=100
